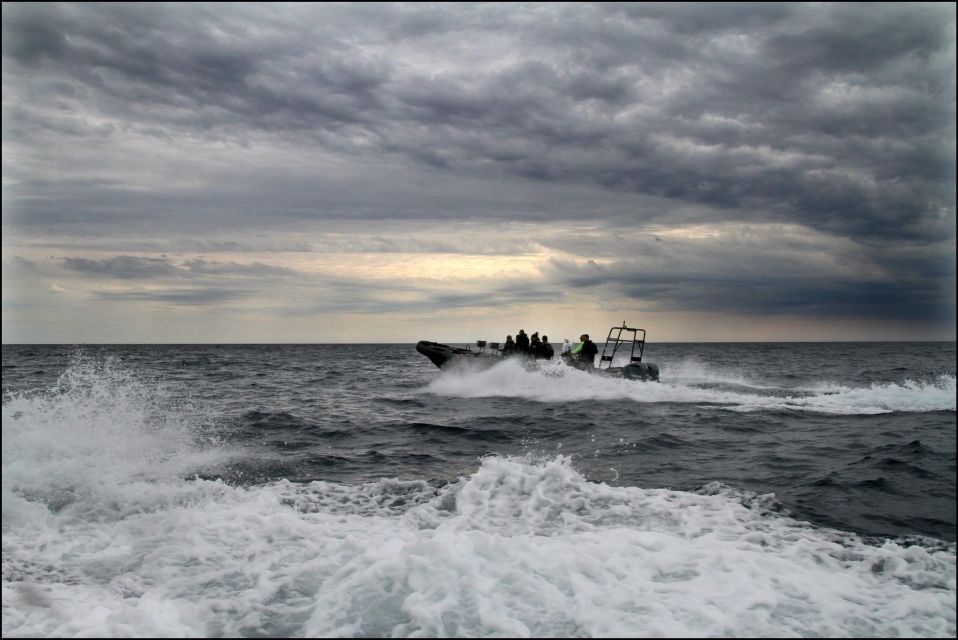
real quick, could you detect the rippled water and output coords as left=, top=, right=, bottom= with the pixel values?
left=2, top=342, right=955, bottom=637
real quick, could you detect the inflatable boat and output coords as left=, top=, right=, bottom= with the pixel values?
left=416, top=323, right=659, bottom=381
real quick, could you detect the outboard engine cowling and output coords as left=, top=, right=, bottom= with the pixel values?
left=622, top=362, right=659, bottom=381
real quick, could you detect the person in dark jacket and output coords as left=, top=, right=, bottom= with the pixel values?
left=501, top=335, right=516, bottom=355
left=529, top=332, right=541, bottom=357
left=573, top=333, right=598, bottom=369
left=539, top=335, right=554, bottom=360
left=515, top=329, right=530, bottom=354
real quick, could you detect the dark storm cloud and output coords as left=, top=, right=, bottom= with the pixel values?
left=3, top=3, right=953, bottom=239
left=546, top=253, right=955, bottom=322
left=1, top=3, right=389, bottom=140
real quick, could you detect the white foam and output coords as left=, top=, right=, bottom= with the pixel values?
left=2, top=354, right=237, bottom=522
left=2, top=455, right=954, bottom=637
left=3, top=358, right=955, bottom=637
left=731, top=375, right=957, bottom=414
left=425, top=359, right=957, bottom=415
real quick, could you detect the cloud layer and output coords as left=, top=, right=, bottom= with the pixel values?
left=2, top=3, right=955, bottom=341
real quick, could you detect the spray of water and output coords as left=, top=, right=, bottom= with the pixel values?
left=426, top=359, right=956, bottom=415
left=3, top=353, right=235, bottom=521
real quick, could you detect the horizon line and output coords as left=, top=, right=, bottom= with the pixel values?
left=3, top=339, right=956, bottom=346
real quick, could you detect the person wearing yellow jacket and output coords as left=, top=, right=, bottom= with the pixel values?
left=571, top=333, right=598, bottom=370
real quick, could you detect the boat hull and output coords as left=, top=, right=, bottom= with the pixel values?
left=415, top=341, right=500, bottom=369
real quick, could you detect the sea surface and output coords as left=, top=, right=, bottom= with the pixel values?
left=2, top=341, right=956, bottom=637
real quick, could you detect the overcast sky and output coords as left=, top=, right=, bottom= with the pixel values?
left=2, top=2, right=955, bottom=343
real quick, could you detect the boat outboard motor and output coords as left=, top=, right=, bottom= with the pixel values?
left=622, top=362, right=659, bottom=381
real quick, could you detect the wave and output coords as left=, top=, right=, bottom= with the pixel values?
left=3, top=450, right=954, bottom=637
left=425, top=359, right=957, bottom=415
left=2, top=354, right=238, bottom=520
left=3, top=356, right=954, bottom=637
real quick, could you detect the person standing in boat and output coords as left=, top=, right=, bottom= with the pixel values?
left=572, top=333, right=598, bottom=370
left=515, top=329, right=530, bottom=354
left=501, top=335, right=516, bottom=355
left=539, top=335, right=554, bottom=360
left=529, top=332, right=541, bottom=358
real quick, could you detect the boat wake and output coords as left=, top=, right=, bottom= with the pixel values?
left=424, top=359, right=956, bottom=415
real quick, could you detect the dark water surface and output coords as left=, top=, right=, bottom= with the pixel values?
left=3, top=342, right=956, bottom=637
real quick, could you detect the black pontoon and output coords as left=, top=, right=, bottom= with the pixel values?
left=415, top=340, right=504, bottom=369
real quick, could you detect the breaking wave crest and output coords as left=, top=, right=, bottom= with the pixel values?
left=2, top=354, right=235, bottom=521
left=4, top=448, right=954, bottom=637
